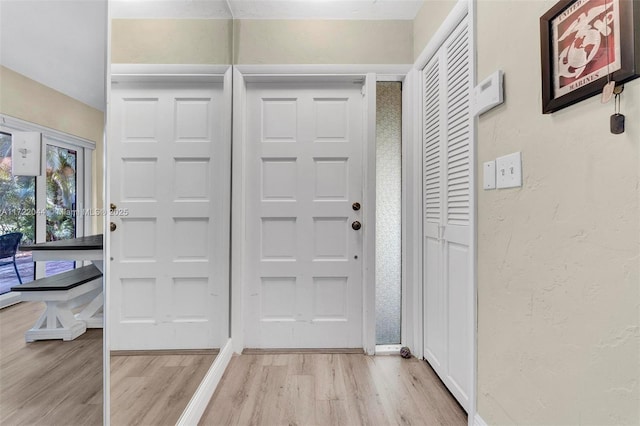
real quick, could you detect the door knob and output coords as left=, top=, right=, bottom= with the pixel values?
left=352, top=202, right=361, bottom=211
left=110, top=222, right=117, bottom=232
left=352, top=221, right=362, bottom=231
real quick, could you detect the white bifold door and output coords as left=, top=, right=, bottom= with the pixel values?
left=422, top=17, right=473, bottom=411
left=244, top=81, right=364, bottom=348
left=109, top=80, right=229, bottom=350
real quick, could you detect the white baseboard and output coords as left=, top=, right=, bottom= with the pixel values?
left=176, top=338, right=234, bottom=426
left=375, top=344, right=403, bottom=355
left=474, top=413, right=488, bottom=426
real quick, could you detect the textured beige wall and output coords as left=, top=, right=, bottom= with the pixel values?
left=476, top=1, right=639, bottom=424
left=413, top=0, right=457, bottom=60
left=0, top=66, right=105, bottom=215
left=234, top=20, right=413, bottom=64
left=111, top=19, right=232, bottom=64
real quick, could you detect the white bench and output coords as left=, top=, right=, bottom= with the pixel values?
left=11, top=265, right=103, bottom=342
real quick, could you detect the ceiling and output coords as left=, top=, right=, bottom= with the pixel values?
left=111, top=0, right=232, bottom=19
left=111, top=0, right=423, bottom=20
left=227, top=0, right=423, bottom=20
left=1, top=0, right=423, bottom=113
left=0, top=0, right=107, bottom=112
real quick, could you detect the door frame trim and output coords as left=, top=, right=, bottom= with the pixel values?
left=363, top=72, right=376, bottom=355
left=235, top=64, right=412, bottom=76
left=231, top=65, right=409, bottom=355
left=111, top=64, right=230, bottom=82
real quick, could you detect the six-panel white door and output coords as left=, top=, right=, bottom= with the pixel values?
left=244, top=82, right=364, bottom=348
left=422, top=17, right=473, bottom=411
left=110, top=81, right=228, bottom=350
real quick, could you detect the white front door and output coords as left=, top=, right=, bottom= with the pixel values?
left=109, top=80, right=228, bottom=350
left=422, top=17, right=473, bottom=411
left=244, top=82, right=364, bottom=348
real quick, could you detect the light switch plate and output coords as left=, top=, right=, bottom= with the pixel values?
left=483, top=160, right=496, bottom=190
left=496, top=152, right=522, bottom=189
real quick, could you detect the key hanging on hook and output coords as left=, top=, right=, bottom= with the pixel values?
left=602, top=80, right=615, bottom=103
left=610, top=85, right=625, bottom=134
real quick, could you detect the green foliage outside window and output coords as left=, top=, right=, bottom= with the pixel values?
left=45, top=145, right=76, bottom=242
left=0, top=134, right=36, bottom=243
left=0, top=133, right=77, bottom=243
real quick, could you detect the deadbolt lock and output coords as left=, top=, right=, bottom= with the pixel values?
left=352, top=221, right=362, bottom=231
left=352, top=202, right=361, bottom=211
left=110, top=203, right=117, bottom=211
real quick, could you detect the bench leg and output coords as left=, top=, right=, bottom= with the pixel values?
left=75, top=290, right=104, bottom=328
left=25, top=301, right=87, bottom=342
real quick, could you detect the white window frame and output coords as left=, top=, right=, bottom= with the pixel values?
left=0, top=115, right=95, bottom=308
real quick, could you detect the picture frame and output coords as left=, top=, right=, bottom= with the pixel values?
left=540, top=0, right=640, bottom=114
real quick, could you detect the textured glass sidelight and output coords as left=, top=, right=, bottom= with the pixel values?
left=375, top=82, right=402, bottom=345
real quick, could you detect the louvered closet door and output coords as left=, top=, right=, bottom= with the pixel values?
left=422, top=17, right=472, bottom=412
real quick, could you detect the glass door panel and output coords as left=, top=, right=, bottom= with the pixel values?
left=45, top=144, right=77, bottom=276
left=0, top=132, right=36, bottom=293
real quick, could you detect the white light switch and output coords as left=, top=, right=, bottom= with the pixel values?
left=496, top=152, right=522, bottom=189
left=483, top=160, right=496, bottom=190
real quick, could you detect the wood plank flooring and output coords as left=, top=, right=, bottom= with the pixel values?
left=1, top=304, right=466, bottom=426
left=0, top=301, right=102, bottom=425
left=110, top=351, right=217, bottom=426
left=199, top=353, right=467, bottom=426
left=0, top=302, right=217, bottom=426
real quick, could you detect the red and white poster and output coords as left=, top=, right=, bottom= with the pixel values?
left=552, top=0, right=621, bottom=97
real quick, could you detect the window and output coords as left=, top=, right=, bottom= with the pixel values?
left=0, top=117, right=94, bottom=299
left=0, top=132, right=36, bottom=291
left=45, top=144, right=79, bottom=276
left=375, top=82, right=402, bottom=346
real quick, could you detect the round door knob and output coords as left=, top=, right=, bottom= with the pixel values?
left=352, top=221, right=362, bottom=231
left=352, top=202, right=361, bottom=211
left=110, top=222, right=117, bottom=232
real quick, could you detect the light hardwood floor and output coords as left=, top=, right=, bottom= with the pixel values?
left=0, top=302, right=217, bottom=426
left=0, top=301, right=102, bottom=425
left=1, top=303, right=465, bottom=426
left=199, top=353, right=467, bottom=426
left=110, top=351, right=217, bottom=426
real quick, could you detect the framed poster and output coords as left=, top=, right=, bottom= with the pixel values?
left=540, top=0, right=640, bottom=113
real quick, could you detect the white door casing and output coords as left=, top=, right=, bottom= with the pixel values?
left=422, top=16, right=473, bottom=411
left=109, top=80, right=228, bottom=350
left=244, top=81, right=365, bottom=348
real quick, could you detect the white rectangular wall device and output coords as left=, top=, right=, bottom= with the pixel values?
left=474, top=70, right=504, bottom=116
left=483, top=160, right=496, bottom=190
left=11, top=132, right=42, bottom=176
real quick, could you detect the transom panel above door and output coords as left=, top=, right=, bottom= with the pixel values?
left=244, top=82, right=365, bottom=348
